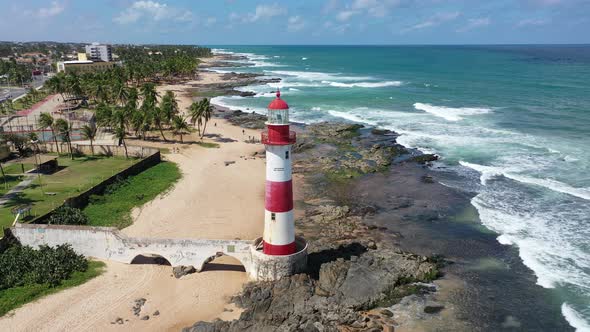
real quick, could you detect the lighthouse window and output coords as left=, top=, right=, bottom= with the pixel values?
left=285, top=151, right=289, bottom=159
left=271, top=213, right=276, bottom=221
left=269, top=110, right=289, bottom=124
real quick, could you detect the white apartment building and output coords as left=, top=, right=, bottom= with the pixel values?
left=85, top=42, right=113, bottom=62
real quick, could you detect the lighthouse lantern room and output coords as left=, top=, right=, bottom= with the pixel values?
left=261, top=90, right=297, bottom=256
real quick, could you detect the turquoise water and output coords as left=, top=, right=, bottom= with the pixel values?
left=210, top=45, right=590, bottom=330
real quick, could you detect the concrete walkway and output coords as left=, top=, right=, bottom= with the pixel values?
left=0, top=173, right=36, bottom=206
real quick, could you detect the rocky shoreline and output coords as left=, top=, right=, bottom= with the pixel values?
left=183, top=55, right=464, bottom=331
left=184, top=118, right=451, bottom=332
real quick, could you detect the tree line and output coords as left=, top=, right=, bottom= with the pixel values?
left=2, top=44, right=214, bottom=159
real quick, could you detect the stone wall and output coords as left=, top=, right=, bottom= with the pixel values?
left=39, top=142, right=155, bottom=159
left=11, top=223, right=254, bottom=272
left=10, top=224, right=309, bottom=281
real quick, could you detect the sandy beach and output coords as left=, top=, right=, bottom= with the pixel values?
left=0, top=70, right=266, bottom=331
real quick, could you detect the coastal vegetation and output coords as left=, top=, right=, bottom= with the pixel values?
left=0, top=242, right=104, bottom=317
left=47, top=206, right=89, bottom=226
left=83, top=161, right=181, bottom=229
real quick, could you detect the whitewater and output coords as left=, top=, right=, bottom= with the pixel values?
left=209, top=45, right=590, bottom=331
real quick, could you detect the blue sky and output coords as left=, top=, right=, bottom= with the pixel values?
left=0, top=0, right=589, bottom=45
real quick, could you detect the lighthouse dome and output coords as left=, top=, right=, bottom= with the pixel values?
left=268, top=90, right=289, bottom=110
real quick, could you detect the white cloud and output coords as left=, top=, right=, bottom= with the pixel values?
left=175, top=11, right=193, bottom=22
left=352, top=0, right=400, bottom=17
left=324, top=21, right=351, bottom=34
left=36, top=1, right=65, bottom=18
left=287, top=16, right=306, bottom=32
left=230, top=3, right=287, bottom=24
left=456, top=17, right=491, bottom=32
left=249, top=4, right=287, bottom=22
left=205, top=17, right=217, bottom=27
left=401, top=11, right=461, bottom=33
left=114, top=1, right=193, bottom=24
left=336, top=10, right=359, bottom=21
left=517, top=18, right=549, bottom=27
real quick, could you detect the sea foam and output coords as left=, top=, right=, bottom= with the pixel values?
left=322, top=81, right=403, bottom=88
left=562, top=303, right=590, bottom=332
left=460, top=161, right=590, bottom=200
left=414, top=103, right=492, bottom=121
left=266, top=70, right=372, bottom=81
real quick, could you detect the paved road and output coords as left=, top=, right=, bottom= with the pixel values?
left=0, top=76, right=47, bottom=101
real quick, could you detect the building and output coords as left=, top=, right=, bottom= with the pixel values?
left=261, top=90, right=298, bottom=255
left=56, top=60, right=116, bottom=73
left=85, top=43, right=112, bottom=62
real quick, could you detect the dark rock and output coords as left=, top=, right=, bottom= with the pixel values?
left=367, top=240, right=377, bottom=250
left=409, top=154, right=439, bottom=164
left=423, top=302, right=445, bottom=314
left=115, top=317, right=124, bottom=325
left=239, top=91, right=256, bottom=97
left=132, top=298, right=147, bottom=316
left=421, top=175, right=435, bottom=183
left=380, top=309, right=394, bottom=317
left=371, top=128, right=392, bottom=135
left=141, top=315, right=150, bottom=320
left=316, top=258, right=350, bottom=296
left=173, top=265, right=197, bottom=278
left=153, top=310, right=160, bottom=316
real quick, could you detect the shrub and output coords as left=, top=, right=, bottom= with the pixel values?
left=104, top=176, right=130, bottom=195
left=0, top=243, right=87, bottom=289
left=48, top=206, right=89, bottom=225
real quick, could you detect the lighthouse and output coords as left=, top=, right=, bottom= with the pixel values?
left=261, top=90, right=297, bottom=255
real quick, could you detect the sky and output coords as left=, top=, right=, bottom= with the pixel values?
left=0, top=0, right=589, bottom=45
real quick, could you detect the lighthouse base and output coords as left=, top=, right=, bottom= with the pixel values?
left=249, top=236, right=308, bottom=281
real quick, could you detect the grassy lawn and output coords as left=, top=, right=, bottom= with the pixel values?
left=1, top=163, right=36, bottom=175
left=0, top=156, right=137, bottom=229
left=0, top=175, right=24, bottom=196
left=0, top=260, right=105, bottom=317
left=83, top=161, right=181, bottom=229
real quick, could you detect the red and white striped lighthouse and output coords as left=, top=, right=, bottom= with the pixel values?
left=261, top=90, right=297, bottom=255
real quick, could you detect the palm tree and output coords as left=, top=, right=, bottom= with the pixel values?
left=38, top=113, right=60, bottom=153
left=198, top=98, right=214, bottom=139
left=55, top=118, right=73, bottom=160
left=45, top=73, right=66, bottom=101
left=160, top=90, right=178, bottom=124
left=140, top=82, right=158, bottom=106
left=81, top=124, right=97, bottom=155
left=189, top=101, right=203, bottom=136
left=112, top=109, right=128, bottom=159
left=28, top=87, right=39, bottom=102
left=171, top=115, right=189, bottom=143
left=152, top=106, right=168, bottom=141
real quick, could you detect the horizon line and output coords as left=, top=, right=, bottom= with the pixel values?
left=2, top=40, right=590, bottom=47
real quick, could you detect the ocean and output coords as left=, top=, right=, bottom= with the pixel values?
left=209, top=45, right=590, bottom=331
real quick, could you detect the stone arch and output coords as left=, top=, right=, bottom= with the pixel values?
left=129, top=253, right=172, bottom=266
left=198, top=252, right=249, bottom=274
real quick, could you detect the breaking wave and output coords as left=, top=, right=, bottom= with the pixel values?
left=322, top=80, right=403, bottom=88
left=414, top=103, right=492, bottom=121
